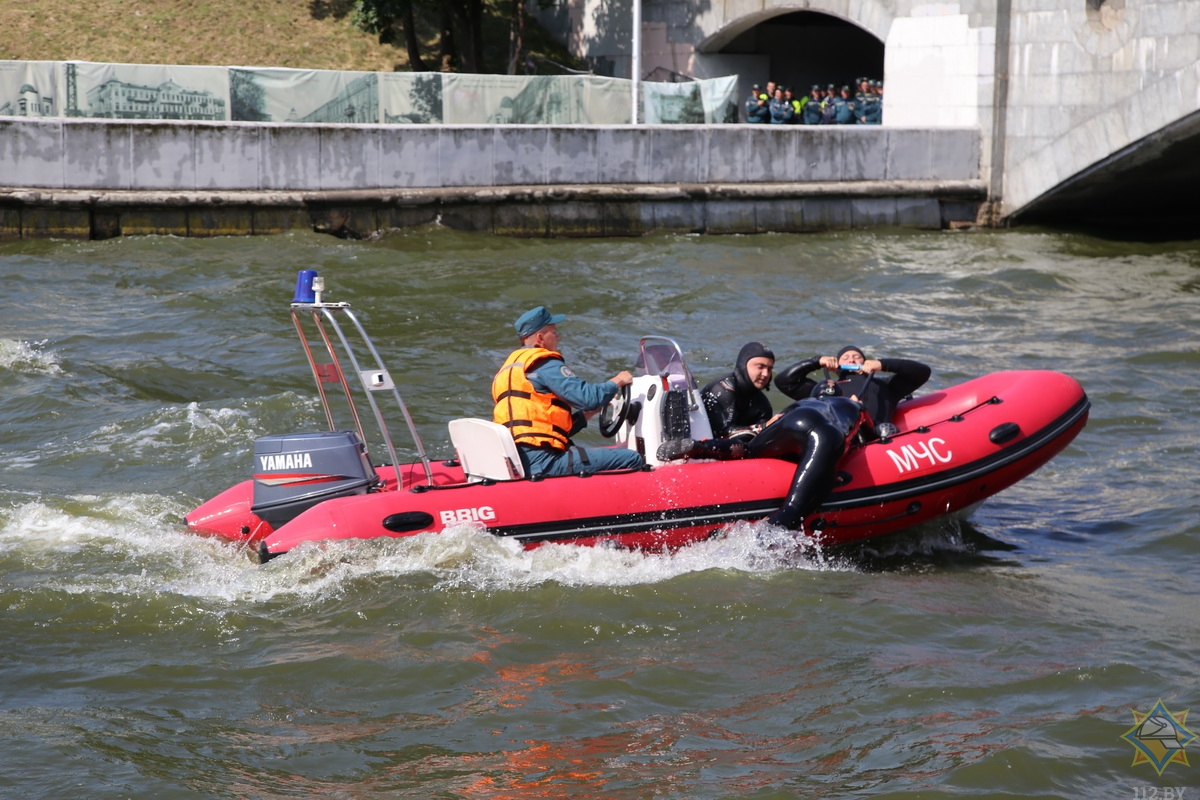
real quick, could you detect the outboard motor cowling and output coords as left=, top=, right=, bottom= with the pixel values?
left=250, top=431, right=377, bottom=528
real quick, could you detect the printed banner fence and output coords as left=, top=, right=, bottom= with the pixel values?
left=0, top=60, right=738, bottom=125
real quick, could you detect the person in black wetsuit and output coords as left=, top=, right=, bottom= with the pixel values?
left=657, top=341, right=776, bottom=462
left=774, top=345, right=931, bottom=439
left=745, top=392, right=865, bottom=529
left=656, top=342, right=868, bottom=531
left=702, top=341, right=777, bottom=441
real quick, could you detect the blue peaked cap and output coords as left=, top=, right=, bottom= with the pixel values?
left=515, top=306, right=566, bottom=338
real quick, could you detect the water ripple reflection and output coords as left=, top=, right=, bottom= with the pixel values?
left=1, top=228, right=1197, bottom=798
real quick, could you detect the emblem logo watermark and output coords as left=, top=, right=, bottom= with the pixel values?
left=1121, top=699, right=1197, bottom=776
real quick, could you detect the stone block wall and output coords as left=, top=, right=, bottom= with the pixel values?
left=1002, top=0, right=1200, bottom=212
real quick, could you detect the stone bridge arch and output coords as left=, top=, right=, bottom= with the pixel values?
left=687, top=5, right=890, bottom=103
left=1009, top=103, right=1200, bottom=230
left=695, top=1, right=895, bottom=52
left=1003, top=39, right=1200, bottom=227
left=636, top=0, right=993, bottom=139
left=637, top=1, right=894, bottom=105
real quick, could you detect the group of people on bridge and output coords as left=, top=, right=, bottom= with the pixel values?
left=744, top=78, right=884, bottom=126
left=491, top=305, right=930, bottom=533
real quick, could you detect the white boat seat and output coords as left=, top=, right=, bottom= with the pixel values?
left=448, top=418, right=526, bottom=482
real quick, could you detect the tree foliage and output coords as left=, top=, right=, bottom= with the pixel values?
left=354, top=0, right=490, bottom=73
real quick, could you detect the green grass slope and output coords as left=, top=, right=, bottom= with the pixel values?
left=3, top=0, right=580, bottom=73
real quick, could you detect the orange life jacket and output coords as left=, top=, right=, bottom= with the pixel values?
left=492, top=347, right=574, bottom=450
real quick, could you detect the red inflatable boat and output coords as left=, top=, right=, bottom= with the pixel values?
left=186, top=273, right=1090, bottom=562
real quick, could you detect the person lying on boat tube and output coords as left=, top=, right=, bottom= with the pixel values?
left=773, top=345, right=931, bottom=440
left=493, top=306, right=646, bottom=478
left=658, top=342, right=866, bottom=530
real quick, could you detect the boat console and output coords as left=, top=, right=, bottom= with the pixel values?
left=612, top=336, right=714, bottom=466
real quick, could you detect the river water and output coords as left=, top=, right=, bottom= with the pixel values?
left=2, top=227, right=1198, bottom=798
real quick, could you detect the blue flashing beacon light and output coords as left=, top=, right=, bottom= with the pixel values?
left=293, top=269, right=318, bottom=303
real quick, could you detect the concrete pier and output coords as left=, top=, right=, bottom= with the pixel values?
left=0, top=119, right=983, bottom=239
left=0, top=180, right=984, bottom=239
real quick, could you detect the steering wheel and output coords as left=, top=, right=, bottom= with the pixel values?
left=597, top=384, right=631, bottom=438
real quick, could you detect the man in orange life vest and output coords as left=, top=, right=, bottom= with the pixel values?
left=493, top=306, right=646, bottom=477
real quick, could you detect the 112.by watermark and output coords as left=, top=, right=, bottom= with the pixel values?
left=1131, top=789, right=1188, bottom=800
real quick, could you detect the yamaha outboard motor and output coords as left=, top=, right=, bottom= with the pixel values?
left=250, top=431, right=378, bottom=528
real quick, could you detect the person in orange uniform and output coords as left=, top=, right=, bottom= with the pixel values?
left=493, top=306, right=645, bottom=477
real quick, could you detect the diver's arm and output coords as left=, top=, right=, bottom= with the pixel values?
left=702, top=380, right=739, bottom=439
left=879, top=358, right=931, bottom=398
left=773, top=357, right=822, bottom=400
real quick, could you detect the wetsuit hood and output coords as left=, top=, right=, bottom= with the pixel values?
left=733, top=342, right=776, bottom=392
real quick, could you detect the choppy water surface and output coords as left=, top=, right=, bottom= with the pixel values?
left=2, top=228, right=1198, bottom=798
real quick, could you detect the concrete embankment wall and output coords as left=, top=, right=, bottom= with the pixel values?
left=0, top=119, right=984, bottom=238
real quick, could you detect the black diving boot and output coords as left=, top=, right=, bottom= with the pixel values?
left=656, top=438, right=697, bottom=461
left=657, top=438, right=746, bottom=462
